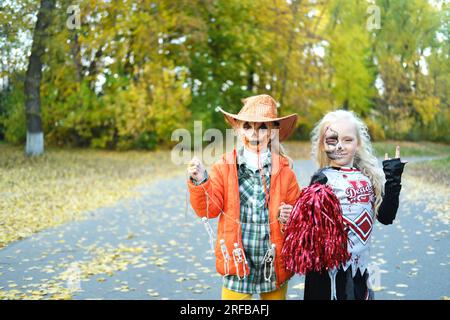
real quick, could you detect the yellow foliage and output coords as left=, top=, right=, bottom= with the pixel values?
left=365, top=117, right=386, bottom=141
left=413, top=96, right=440, bottom=125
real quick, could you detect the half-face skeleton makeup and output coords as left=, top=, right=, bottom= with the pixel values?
left=322, top=122, right=358, bottom=167
left=324, top=126, right=343, bottom=160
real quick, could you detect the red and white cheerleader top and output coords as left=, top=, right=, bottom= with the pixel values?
left=282, top=158, right=405, bottom=285
left=311, top=159, right=406, bottom=276
left=320, top=166, right=376, bottom=277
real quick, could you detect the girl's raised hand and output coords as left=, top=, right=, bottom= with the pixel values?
left=384, top=145, right=408, bottom=164
left=188, top=156, right=206, bottom=182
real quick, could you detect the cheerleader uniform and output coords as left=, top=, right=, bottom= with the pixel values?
left=304, top=159, right=405, bottom=300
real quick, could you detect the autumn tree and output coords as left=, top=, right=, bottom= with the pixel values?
left=24, top=0, right=56, bottom=155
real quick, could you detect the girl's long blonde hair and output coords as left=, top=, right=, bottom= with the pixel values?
left=311, top=110, right=385, bottom=214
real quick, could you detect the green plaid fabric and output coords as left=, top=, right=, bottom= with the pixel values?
left=222, top=147, right=277, bottom=294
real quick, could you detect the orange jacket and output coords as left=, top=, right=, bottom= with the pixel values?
left=187, top=149, right=301, bottom=289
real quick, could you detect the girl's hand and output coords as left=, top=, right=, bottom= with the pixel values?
left=384, top=145, right=408, bottom=164
left=188, top=156, right=206, bottom=182
left=278, top=202, right=293, bottom=225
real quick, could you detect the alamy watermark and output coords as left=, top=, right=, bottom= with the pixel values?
left=367, top=5, right=381, bottom=31
left=65, top=262, right=82, bottom=292
left=67, top=5, right=81, bottom=30
left=367, top=263, right=382, bottom=290
left=171, top=121, right=281, bottom=166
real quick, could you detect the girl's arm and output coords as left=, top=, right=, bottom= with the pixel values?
left=188, top=163, right=224, bottom=219
left=377, top=158, right=406, bottom=225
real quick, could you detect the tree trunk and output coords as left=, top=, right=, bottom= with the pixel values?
left=279, top=0, right=301, bottom=107
left=247, top=67, right=254, bottom=93
left=71, top=32, right=83, bottom=83
left=24, top=0, right=55, bottom=156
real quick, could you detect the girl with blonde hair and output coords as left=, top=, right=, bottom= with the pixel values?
left=284, top=109, right=407, bottom=300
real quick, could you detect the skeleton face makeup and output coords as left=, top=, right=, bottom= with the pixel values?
left=324, top=127, right=340, bottom=160
left=323, top=120, right=358, bottom=167
left=239, top=121, right=272, bottom=153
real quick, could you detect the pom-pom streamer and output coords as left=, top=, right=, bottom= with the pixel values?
left=281, top=183, right=351, bottom=274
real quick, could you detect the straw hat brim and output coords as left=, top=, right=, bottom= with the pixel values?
left=217, top=107, right=298, bottom=141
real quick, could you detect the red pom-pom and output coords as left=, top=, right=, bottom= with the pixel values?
left=281, top=182, right=351, bottom=274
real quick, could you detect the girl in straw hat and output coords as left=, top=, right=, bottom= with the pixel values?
left=187, top=94, right=301, bottom=300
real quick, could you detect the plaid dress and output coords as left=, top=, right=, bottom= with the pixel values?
left=222, top=147, right=277, bottom=294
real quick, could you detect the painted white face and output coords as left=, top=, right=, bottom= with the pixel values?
left=322, top=119, right=359, bottom=167
left=238, top=121, right=275, bottom=153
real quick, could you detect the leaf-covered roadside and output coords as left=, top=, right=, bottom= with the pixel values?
left=0, top=144, right=182, bottom=248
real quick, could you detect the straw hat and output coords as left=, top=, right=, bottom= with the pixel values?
left=217, top=94, right=298, bottom=141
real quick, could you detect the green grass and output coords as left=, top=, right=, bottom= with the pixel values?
left=372, top=141, right=450, bottom=158
left=372, top=141, right=450, bottom=186
left=424, top=156, right=450, bottom=173
left=407, top=156, right=450, bottom=187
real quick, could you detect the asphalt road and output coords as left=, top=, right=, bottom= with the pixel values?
left=0, top=158, right=448, bottom=300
